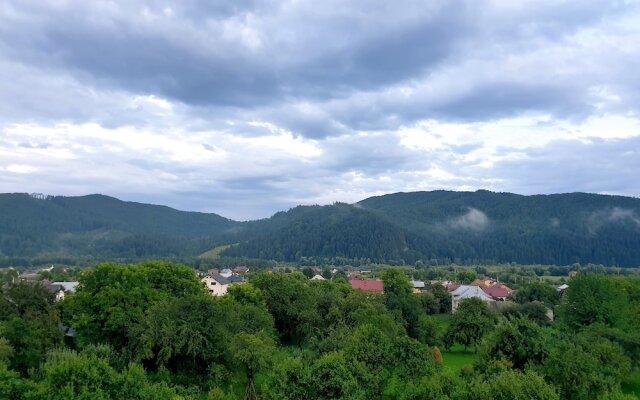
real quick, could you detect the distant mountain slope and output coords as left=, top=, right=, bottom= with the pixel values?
left=356, top=191, right=640, bottom=266
left=0, top=193, right=239, bottom=260
left=2, top=191, right=640, bottom=266
left=223, top=203, right=412, bottom=262
left=224, top=190, right=640, bottom=266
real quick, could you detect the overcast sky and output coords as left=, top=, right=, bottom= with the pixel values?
left=1, top=1, right=639, bottom=220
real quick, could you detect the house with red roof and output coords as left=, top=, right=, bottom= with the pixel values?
left=482, top=286, right=512, bottom=301
left=350, top=278, right=384, bottom=293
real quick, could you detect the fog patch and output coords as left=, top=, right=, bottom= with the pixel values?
left=449, top=208, right=490, bottom=231
left=587, top=207, right=640, bottom=233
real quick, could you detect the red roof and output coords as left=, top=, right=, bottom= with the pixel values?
left=482, top=286, right=512, bottom=299
left=351, top=278, right=384, bottom=293
left=447, top=283, right=461, bottom=292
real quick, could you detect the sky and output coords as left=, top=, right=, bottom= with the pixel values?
left=1, top=0, right=640, bottom=220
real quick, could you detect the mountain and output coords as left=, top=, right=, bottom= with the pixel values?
left=356, top=190, right=640, bottom=266
left=0, top=193, right=239, bottom=262
left=2, top=190, right=640, bottom=267
left=223, top=203, right=412, bottom=262
left=222, top=191, right=640, bottom=267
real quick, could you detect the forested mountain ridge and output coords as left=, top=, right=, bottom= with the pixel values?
left=222, top=203, right=413, bottom=262
left=2, top=191, right=640, bottom=266
left=354, top=190, right=640, bottom=266
left=0, top=193, right=239, bottom=260
left=222, top=191, right=640, bottom=266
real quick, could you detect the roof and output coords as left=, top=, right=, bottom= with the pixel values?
left=227, top=276, right=245, bottom=283
left=411, top=280, right=425, bottom=288
left=351, top=278, right=384, bottom=293
left=44, top=284, right=63, bottom=293
left=233, top=266, right=249, bottom=273
left=220, top=268, right=232, bottom=274
left=447, top=283, right=462, bottom=291
left=207, top=273, right=231, bottom=285
left=482, top=286, right=512, bottom=299
left=52, top=282, right=79, bottom=293
left=451, top=285, right=494, bottom=301
left=310, top=274, right=326, bottom=281
left=470, top=278, right=493, bottom=288
left=557, top=283, right=569, bottom=291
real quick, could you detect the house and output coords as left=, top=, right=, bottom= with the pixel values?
left=450, top=285, right=494, bottom=312
left=19, top=272, right=40, bottom=280
left=44, top=281, right=79, bottom=301
left=202, top=272, right=245, bottom=296
left=202, top=273, right=231, bottom=296
left=446, top=283, right=462, bottom=292
left=310, top=274, right=326, bottom=281
left=350, top=278, right=384, bottom=293
left=207, top=269, right=220, bottom=276
left=482, top=286, right=512, bottom=301
left=220, top=268, right=233, bottom=278
left=233, top=266, right=249, bottom=275
left=227, top=275, right=246, bottom=284
left=411, top=280, right=426, bottom=293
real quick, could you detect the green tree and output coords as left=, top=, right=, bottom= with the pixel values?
left=456, top=270, right=476, bottom=284
left=301, top=267, right=314, bottom=279
left=417, top=292, right=439, bottom=314
left=445, top=298, right=496, bottom=351
left=0, top=281, right=62, bottom=374
left=64, top=261, right=206, bottom=348
left=502, top=302, right=551, bottom=326
left=415, top=315, right=440, bottom=347
left=515, top=281, right=559, bottom=306
left=430, top=285, right=452, bottom=314
left=307, top=352, right=361, bottom=400
left=250, top=273, right=319, bottom=346
left=460, top=370, right=559, bottom=400
left=226, top=284, right=265, bottom=307
left=380, top=268, right=422, bottom=337
left=541, top=335, right=632, bottom=400
left=129, top=294, right=275, bottom=380
left=557, top=275, right=631, bottom=331
left=229, top=332, right=274, bottom=400
left=478, top=317, right=549, bottom=370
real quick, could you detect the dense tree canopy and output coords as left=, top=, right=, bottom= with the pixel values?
left=0, top=263, right=638, bottom=399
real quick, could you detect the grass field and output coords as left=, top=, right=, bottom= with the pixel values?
left=198, top=244, right=232, bottom=259
left=441, top=344, right=477, bottom=372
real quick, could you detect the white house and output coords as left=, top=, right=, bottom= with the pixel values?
left=44, top=281, right=79, bottom=301
left=310, top=274, right=326, bottom=281
left=220, top=268, right=233, bottom=278
left=450, top=285, right=494, bottom=312
left=202, top=273, right=231, bottom=296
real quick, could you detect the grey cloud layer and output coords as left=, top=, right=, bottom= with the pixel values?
left=1, top=0, right=639, bottom=218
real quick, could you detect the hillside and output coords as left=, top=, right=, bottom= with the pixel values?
left=356, top=191, right=640, bottom=266
left=223, top=203, right=412, bottom=262
left=2, top=191, right=640, bottom=266
left=0, top=193, right=239, bottom=261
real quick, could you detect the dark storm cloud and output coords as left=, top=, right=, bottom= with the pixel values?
left=2, top=0, right=632, bottom=125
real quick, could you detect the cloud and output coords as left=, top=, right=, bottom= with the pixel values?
left=0, top=1, right=640, bottom=218
left=587, top=207, right=640, bottom=233
left=448, top=208, right=490, bottom=231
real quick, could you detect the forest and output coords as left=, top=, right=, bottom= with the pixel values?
left=2, top=190, right=640, bottom=267
left=1, top=261, right=639, bottom=399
